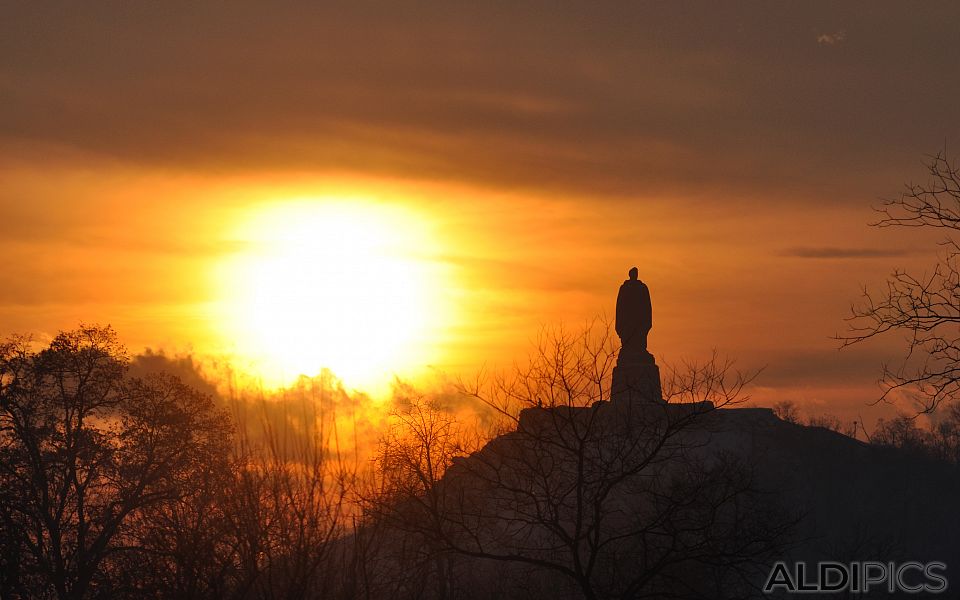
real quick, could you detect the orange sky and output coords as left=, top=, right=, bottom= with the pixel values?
left=3, top=3, right=959, bottom=424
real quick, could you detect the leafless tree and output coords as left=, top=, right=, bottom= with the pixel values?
left=367, top=321, right=796, bottom=600
left=0, top=326, right=232, bottom=600
left=804, top=414, right=858, bottom=438
left=841, top=150, right=960, bottom=413
left=0, top=327, right=371, bottom=600
left=110, top=452, right=239, bottom=600
left=870, top=406, right=960, bottom=463
left=353, top=385, right=481, bottom=600
left=217, top=378, right=357, bottom=600
left=772, top=402, right=859, bottom=438
left=771, top=401, right=801, bottom=425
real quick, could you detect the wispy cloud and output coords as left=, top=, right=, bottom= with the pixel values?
left=781, top=246, right=909, bottom=259
left=816, top=30, right=847, bottom=46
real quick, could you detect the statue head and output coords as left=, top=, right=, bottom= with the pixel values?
left=628, top=267, right=638, bottom=280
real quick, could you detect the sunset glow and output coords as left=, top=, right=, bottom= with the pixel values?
left=212, top=200, right=451, bottom=389
left=3, top=3, right=958, bottom=420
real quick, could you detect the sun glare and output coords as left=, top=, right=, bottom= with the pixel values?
left=214, top=199, right=450, bottom=391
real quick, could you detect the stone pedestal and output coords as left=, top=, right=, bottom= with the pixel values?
left=611, top=352, right=663, bottom=405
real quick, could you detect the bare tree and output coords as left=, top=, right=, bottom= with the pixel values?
left=216, top=377, right=357, bottom=600
left=0, top=328, right=376, bottom=600
left=772, top=402, right=859, bottom=438
left=367, top=321, right=796, bottom=600
left=869, top=406, right=960, bottom=463
left=0, top=326, right=232, bottom=600
left=353, top=385, right=482, bottom=600
left=771, top=401, right=801, bottom=424
left=804, top=414, right=858, bottom=438
left=841, top=150, right=960, bottom=413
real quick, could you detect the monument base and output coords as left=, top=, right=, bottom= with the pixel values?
left=611, top=356, right=663, bottom=405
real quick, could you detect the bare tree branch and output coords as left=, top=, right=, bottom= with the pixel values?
left=840, top=150, right=960, bottom=414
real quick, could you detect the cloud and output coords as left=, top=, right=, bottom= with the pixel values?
left=816, top=30, right=847, bottom=46
left=2, top=3, right=959, bottom=201
left=127, top=349, right=391, bottom=459
left=758, top=348, right=882, bottom=387
left=129, top=350, right=221, bottom=399
left=780, top=246, right=911, bottom=259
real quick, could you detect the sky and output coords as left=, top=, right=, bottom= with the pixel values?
left=3, top=2, right=960, bottom=423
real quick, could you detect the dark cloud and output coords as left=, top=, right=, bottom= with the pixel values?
left=781, top=246, right=912, bottom=259
left=128, top=350, right=388, bottom=458
left=2, top=2, right=959, bottom=200
left=129, top=350, right=220, bottom=399
left=748, top=344, right=900, bottom=389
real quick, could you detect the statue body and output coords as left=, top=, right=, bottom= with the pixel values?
left=615, top=270, right=653, bottom=363
left=615, top=279, right=653, bottom=356
left=612, top=267, right=662, bottom=405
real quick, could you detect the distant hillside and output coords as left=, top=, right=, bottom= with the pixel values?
left=360, top=401, right=960, bottom=599
left=716, top=407, right=960, bottom=597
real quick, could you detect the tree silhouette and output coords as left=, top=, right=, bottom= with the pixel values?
left=217, top=384, right=355, bottom=600
left=363, top=391, right=477, bottom=599
left=367, top=322, right=796, bottom=600
left=0, top=326, right=231, bottom=600
left=841, top=150, right=960, bottom=413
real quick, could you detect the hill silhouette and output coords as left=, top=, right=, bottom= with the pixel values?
left=361, top=398, right=960, bottom=599
left=5, top=298, right=958, bottom=598
left=355, top=270, right=960, bottom=598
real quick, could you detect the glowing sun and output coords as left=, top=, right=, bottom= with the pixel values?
left=214, top=199, right=449, bottom=390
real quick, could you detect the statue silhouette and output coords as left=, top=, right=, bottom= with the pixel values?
left=611, top=266, right=662, bottom=405
left=615, top=267, right=652, bottom=363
